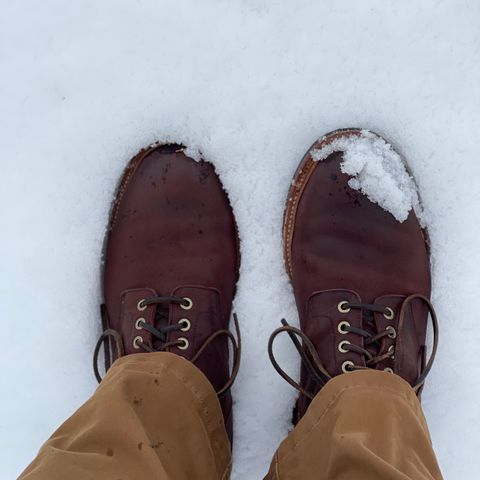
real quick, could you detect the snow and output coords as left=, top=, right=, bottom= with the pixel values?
left=311, top=130, right=423, bottom=223
left=1, top=1, right=480, bottom=478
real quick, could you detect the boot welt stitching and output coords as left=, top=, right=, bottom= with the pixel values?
left=283, top=129, right=361, bottom=278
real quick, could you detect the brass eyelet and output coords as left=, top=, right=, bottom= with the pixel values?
left=179, top=318, right=191, bottom=332
left=137, top=299, right=147, bottom=311
left=341, top=360, right=354, bottom=373
left=338, top=340, right=351, bottom=353
left=337, top=301, right=351, bottom=313
left=386, top=326, right=397, bottom=339
left=337, top=321, right=350, bottom=334
left=177, top=337, right=189, bottom=350
left=383, top=307, right=395, bottom=320
left=135, top=318, right=145, bottom=330
left=132, top=336, right=143, bottom=349
left=180, top=297, right=193, bottom=310
left=388, top=345, right=395, bottom=358
left=384, top=367, right=394, bottom=373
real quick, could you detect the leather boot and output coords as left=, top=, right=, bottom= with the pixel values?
left=94, top=143, right=241, bottom=442
left=269, top=129, right=438, bottom=423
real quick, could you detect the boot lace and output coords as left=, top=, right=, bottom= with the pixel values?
left=268, top=293, right=438, bottom=399
left=93, top=295, right=241, bottom=396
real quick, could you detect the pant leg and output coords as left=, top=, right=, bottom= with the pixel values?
left=19, top=352, right=231, bottom=480
left=265, top=370, right=443, bottom=480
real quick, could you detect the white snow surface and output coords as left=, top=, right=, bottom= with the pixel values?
left=311, top=130, right=423, bottom=223
left=1, top=1, right=480, bottom=478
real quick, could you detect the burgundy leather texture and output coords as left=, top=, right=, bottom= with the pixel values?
left=103, top=144, right=239, bottom=438
left=284, top=131, right=431, bottom=422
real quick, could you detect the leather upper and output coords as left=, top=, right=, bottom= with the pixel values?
left=290, top=151, right=430, bottom=310
left=102, top=144, right=239, bottom=436
left=287, top=138, right=431, bottom=421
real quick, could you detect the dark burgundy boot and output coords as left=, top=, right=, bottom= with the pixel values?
left=269, top=129, right=438, bottom=424
left=94, top=144, right=241, bottom=442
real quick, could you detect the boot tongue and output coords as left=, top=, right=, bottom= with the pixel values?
left=152, top=302, right=170, bottom=350
left=361, top=309, right=382, bottom=360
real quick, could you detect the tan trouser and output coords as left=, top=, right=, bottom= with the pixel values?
left=19, top=352, right=443, bottom=480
